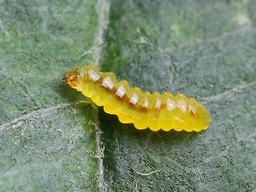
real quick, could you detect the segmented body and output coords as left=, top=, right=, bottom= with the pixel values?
left=62, top=64, right=211, bottom=132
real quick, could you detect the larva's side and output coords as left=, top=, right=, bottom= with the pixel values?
left=62, top=64, right=211, bottom=132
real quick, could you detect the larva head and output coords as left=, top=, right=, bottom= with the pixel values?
left=62, top=67, right=81, bottom=89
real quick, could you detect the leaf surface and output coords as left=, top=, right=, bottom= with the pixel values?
left=0, top=0, right=256, bottom=191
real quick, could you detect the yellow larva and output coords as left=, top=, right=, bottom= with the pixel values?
left=62, top=64, right=211, bottom=132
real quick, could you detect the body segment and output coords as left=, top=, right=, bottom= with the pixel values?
left=62, top=64, right=211, bottom=132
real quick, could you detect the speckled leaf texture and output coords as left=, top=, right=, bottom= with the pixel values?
left=0, top=0, right=255, bottom=191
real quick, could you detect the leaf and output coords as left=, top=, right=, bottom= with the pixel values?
left=100, top=0, right=256, bottom=191
left=0, top=0, right=100, bottom=191
left=1, top=0, right=256, bottom=191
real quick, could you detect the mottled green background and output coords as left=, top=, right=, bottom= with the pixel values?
left=0, top=0, right=255, bottom=191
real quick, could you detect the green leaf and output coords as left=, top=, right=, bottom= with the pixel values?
left=1, top=0, right=256, bottom=191
left=0, top=0, right=99, bottom=191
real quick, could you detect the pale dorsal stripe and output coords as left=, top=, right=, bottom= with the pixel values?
left=129, top=93, right=139, bottom=105
left=88, top=69, right=101, bottom=82
left=116, top=85, right=126, bottom=98
left=166, top=98, right=175, bottom=111
left=176, top=100, right=187, bottom=113
left=101, top=77, right=114, bottom=89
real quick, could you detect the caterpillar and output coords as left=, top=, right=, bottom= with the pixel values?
left=62, top=64, right=211, bottom=132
